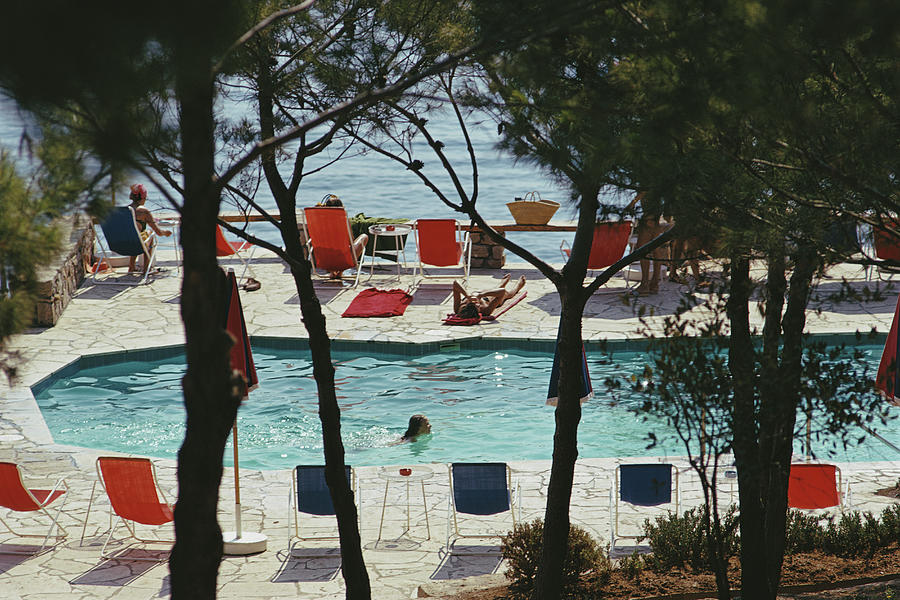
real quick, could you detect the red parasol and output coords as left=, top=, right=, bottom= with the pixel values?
left=876, top=295, right=900, bottom=407
left=222, top=270, right=264, bottom=553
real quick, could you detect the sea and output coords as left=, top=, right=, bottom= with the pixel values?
left=0, top=95, right=633, bottom=263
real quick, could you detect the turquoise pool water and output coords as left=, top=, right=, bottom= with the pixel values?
left=33, top=344, right=899, bottom=469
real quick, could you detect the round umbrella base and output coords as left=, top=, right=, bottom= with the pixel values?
left=222, top=531, right=268, bottom=555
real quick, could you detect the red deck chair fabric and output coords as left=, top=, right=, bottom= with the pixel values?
left=874, top=224, right=900, bottom=262
left=787, top=463, right=841, bottom=510
left=414, top=219, right=471, bottom=282
left=0, top=463, right=66, bottom=512
left=0, top=462, right=68, bottom=553
left=303, top=207, right=361, bottom=281
left=99, top=457, right=173, bottom=526
left=561, top=221, right=634, bottom=269
left=215, top=225, right=253, bottom=258
left=417, top=219, right=464, bottom=266
left=215, top=225, right=256, bottom=281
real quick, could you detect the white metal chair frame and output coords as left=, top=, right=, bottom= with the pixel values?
left=413, top=220, right=472, bottom=284
left=288, top=467, right=359, bottom=558
left=0, top=466, right=69, bottom=555
left=81, top=458, right=174, bottom=561
left=445, top=463, right=520, bottom=556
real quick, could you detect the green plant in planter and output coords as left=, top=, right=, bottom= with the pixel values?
left=348, top=212, right=410, bottom=261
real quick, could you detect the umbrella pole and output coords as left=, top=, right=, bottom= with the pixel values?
left=233, top=421, right=242, bottom=539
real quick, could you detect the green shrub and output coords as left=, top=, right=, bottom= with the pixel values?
left=784, top=510, right=826, bottom=554
left=501, top=519, right=610, bottom=599
left=786, top=506, right=900, bottom=558
left=641, top=506, right=739, bottom=572
left=617, top=551, right=646, bottom=581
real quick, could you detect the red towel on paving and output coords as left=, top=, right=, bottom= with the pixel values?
left=342, top=288, right=413, bottom=318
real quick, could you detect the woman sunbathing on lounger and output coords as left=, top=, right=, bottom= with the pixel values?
left=452, top=274, right=526, bottom=319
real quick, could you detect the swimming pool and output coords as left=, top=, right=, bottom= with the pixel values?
left=32, top=342, right=900, bottom=469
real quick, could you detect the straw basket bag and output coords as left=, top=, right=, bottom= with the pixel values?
left=506, top=191, right=560, bottom=225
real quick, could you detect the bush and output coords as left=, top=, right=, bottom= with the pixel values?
left=617, top=551, right=646, bottom=581
left=501, top=519, right=611, bottom=599
left=641, top=506, right=739, bottom=572
left=786, top=506, right=900, bottom=558
left=784, top=510, right=826, bottom=554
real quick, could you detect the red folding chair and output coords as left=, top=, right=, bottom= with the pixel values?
left=83, top=457, right=174, bottom=560
left=787, top=463, right=847, bottom=511
left=216, top=224, right=257, bottom=282
left=0, top=462, right=69, bottom=554
left=560, top=221, right=634, bottom=285
left=303, top=206, right=364, bottom=287
left=414, top=219, right=471, bottom=283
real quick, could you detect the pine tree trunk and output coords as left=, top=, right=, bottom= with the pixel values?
left=258, top=73, right=370, bottom=596
left=170, top=45, right=240, bottom=599
left=534, top=301, right=584, bottom=599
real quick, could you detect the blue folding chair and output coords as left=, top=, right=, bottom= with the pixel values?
left=93, top=206, right=158, bottom=285
left=446, top=462, right=518, bottom=556
left=609, top=463, right=679, bottom=552
left=288, top=465, right=356, bottom=558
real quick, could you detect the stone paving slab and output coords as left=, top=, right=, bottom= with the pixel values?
left=1, top=248, right=899, bottom=598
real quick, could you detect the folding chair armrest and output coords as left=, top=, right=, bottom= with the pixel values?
left=48, top=477, right=69, bottom=499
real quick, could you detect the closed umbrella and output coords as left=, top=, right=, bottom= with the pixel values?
left=876, top=295, right=900, bottom=406
left=546, top=326, right=592, bottom=406
left=222, top=269, right=266, bottom=554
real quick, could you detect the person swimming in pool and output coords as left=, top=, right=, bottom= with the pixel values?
left=400, top=414, right=431, bottom=442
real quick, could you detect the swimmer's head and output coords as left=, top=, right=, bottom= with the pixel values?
left=402, top=414, right=431, bottom=439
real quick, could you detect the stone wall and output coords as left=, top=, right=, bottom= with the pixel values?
left=33, top=214, right=94, bottom=327
left=469, top=230, right=506, bottom=269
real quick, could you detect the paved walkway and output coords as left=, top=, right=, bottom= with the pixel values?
left=2, top=247, right=899, bottom=599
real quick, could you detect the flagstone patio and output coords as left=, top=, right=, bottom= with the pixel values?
left=1, top=247, right=899, bottom=599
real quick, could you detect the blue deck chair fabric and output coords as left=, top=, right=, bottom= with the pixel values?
left=446, top=462, right=517, bottom=556
left=94, top=207, right=157, bottom=284
left=451, top=463, right=510, bottom=515
left=610, top=463, right=678, bottom=552
left=101, top=207, right=146, bottom=257
left=294, top=465, right=351, bottom=516
left=288, top=465, right=354, bottom=557
left=619, top=464, right=673, bottom=506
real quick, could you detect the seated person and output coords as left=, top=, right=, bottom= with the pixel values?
left=128, top=184, right=172, bottom=274
left=320, top=195, right=368, bottom=279
left=452, top=274, right=526, bottom=319
left=400, top=414, right=432, bottom=442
